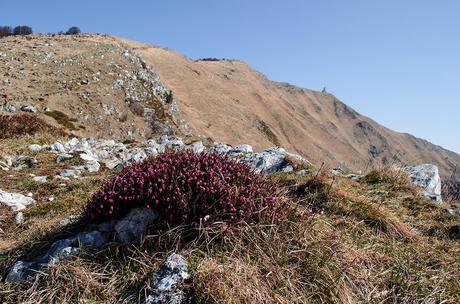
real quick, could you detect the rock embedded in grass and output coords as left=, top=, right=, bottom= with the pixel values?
left=0, top=189, right=35, bottom=211
left=145, top=254, right=190, bottom=304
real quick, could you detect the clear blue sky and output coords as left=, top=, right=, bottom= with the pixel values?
left=1, top=0, right=459, bottom=153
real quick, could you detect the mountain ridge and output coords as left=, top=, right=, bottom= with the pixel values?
left=1, top=34, right=459, bottom=181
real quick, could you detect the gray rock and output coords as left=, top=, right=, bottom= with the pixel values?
left=240, top=147, right=288, bottom=173
left=1, top=102, right=16, bottom=113
left=28, top=144, right=43, bottom=153
left=49, top=142, right=66, bottom=153
left=406, top=164, right=442, bottom=202
left=20, top=105, right=36, bottom=113
left=6, top=230, right=106, bottom=283
left=164, top=138, right=185, bottom=152
left=131, top=149, right=148, bottom=162
left=186, top=141, right=205, bottom=153
left=145, top=254, right=190, bottom=304
left=232, top=144, right=253, bottom=153
left=209, top=143, right=233, bottom=154
left=84, top=160, right=100, bottom=172
left=33, top=176, right=48, bottom=183
left=0, top=189, right=35, bottom=211
left=59, top=169, right=81, bottom=179
left=15, top=212, right=24, bottom=225
left=11, top=156, right=38, bottom=170
left=56, top=153, right=73, bottom=163
left=447, top=209, right=460, bottom=217
left=344, top=173, right=363, bottom=181
left=115, top=208, right=158, bottom=244
left=102, top=158, right=124, bottom=171
left=144, top=147, right=159, bottom=156
left=79, top=152, right=98, bottom=162
left=64, top=138, right=80, bottom=150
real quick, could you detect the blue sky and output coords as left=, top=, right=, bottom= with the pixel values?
left=1, top=0, right=459, bottom=153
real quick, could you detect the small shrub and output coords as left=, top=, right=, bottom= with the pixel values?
left=0, top=114, right=65, bottom=139
left=65, top=26, right=81, bottom=35
left=0, top=26, right=13, bottom=37
left=84, top=152, right=281, bottom=225
left=13, top=26, right=32, bottom=35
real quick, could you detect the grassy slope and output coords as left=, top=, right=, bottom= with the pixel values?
left=1, top=130, right=460, bottom=303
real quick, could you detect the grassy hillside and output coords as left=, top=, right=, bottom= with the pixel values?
left=1, top=122, right=460, bottom=303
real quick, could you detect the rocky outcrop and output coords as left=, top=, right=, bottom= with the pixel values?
left=6, top=230, right=106, bottom=283
left=145, top=254, right=190, bottom=304
left=407, top=164, right=442, bottom=202
left=5, top=207, right=158, bottom=283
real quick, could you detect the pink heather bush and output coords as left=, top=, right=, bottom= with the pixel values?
left=84, top=151, right=281, bottom=225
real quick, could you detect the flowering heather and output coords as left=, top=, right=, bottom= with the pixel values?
left=84, top=151, right=281, bottom=225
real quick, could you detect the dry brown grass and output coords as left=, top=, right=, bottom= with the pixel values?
left=2, top=165, right=460, bottom=303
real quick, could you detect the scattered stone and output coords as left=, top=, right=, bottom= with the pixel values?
left=344, top=173, right=363, bottom=181
left=84, top=160, right=100, bottom=172
left=59, top=169, right=81, bottom=179
left=59, top=215, right=80, bottom=226
left=56, top=153, right=73, bottom=163
left=28, top=144, right=42, bottom=153
left=145, top=254, right=190, bottom=304
left=33, top=176, right=48, bottom=183
left=20, top=105, right=36, bottom=113
left=406, top=164, right=442, bottom=202
left=447, top=209, right=460, bottom=217
left=49, top=142, right=66, bottom=153
left=1, top=101, right=16, bottom=113
left=102, top=158, right=123, bottom=170
left=15, top=212, right=24, bottom=225
left=0, top=189, right=35, bottom=211
left=79, top=152, right=97, bottom=162
left=115, top=208, right=158, bottom=244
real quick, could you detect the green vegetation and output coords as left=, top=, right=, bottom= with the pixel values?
left=44, top=110, right=78, bottom=130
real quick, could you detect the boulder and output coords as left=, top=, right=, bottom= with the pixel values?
left=0, top=189, right=35, bottom=211
left=115, top=208, right=158, bottom=244
left=145, top=254, right=190, bottom=304
left=241, top=147, right=289, bottom=173
left=406, top=164, right=442, bottom=202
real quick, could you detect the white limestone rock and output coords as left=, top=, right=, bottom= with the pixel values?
left=0, top=189, right=35, bottom=211
left=406, top=164, right=442, bottom=202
